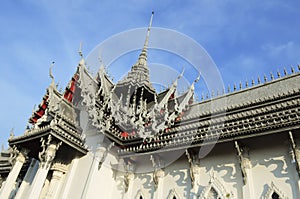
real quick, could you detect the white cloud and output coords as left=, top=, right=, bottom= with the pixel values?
left=262, top=41, right=297, bottom=58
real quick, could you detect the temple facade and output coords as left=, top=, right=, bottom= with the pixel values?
left=0, top=13, right=300, bottom=199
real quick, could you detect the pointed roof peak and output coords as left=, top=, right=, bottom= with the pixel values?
left=78, top=42, right=86, bottom=68
left=115, top=12, right=155, bottom=92
left=137, top=11, right=154, bottom=65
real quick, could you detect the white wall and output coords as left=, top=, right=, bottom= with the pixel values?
left=53, top=132, right=300, bottom=199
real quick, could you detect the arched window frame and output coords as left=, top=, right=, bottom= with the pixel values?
left=167, top=188, right=180, bottom=199
left=135, top=189, right=146, bottom=199
left=262, top=182, right=288, bottom=199
left=199, top=175, right=234, bottom=199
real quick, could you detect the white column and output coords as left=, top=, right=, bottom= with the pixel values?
left=0, top=148, right=28, bottom=199
left=59, top=158, right=78, bottom=199
left=190, top=164, right=201, bottom=199
left=289, top=132, right=300, bottom=198
left=27, top=136, right=61, bottom=199
left=80, top=153, right=99, bottom=199
left=45, top=170, right=63, bottom=198
left=27, top=161, right=51, bottom=199
left=154, top=169, right=165, bottom=199
left=45, top=163, right=67, bottom=199
left=235, top=141, right=254, bottom=199
left=15, top=159, right=38, bottom=199
left=242, top=164, right=255, bottom=199
left=297, top=180, right=300, bottom=196
left=39, top=176, right=50, bottom=199
left=295, top=148, right=300, bottom=196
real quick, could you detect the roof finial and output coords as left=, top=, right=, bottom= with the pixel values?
left=79, top=42, right=83, bottom=58
left=251, top=78, right=255, bottom=86
left=138, top=11, right=154, bottom=63
left=49, top=61, right=55, bottom=86
left=194, top=73, right=201, bottom=83
left=9, top=128, right=14, bottom=139
left=178, top=67, right=185, bottom=79
left=257, top=76, right=261, bottom=84
left=291, top=66, right=295, bottom=73
left=283, top=67, right=287, bottom=76
left=78, top=42, right=86, bottom=67
left=98, top=50, right=103, bottom=65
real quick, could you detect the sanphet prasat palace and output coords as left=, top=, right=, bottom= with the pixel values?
left=1, top=13, right=300, bottom=199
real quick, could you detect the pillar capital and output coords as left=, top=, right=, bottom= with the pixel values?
left=289, top=131, right=300, bottom=177
left=38, top=135, right=62, bottom=169
left=150, top=154, right=165, bottom=189
left=96, top=142, right=114, bottom=170
left=51, top=162, right=68, bottom=173
left=186, top=148, right=201, bottom=187
left=0, top=147, right=28, bottom=199
left=44, top=162, right=68, bottom=198
left=123, top=158, right=135, bottom=193
left=186, top=148, right=201, bottom=166
left=16, top=149, right=30, bottom=164
left=153, top=168, right=165, bottom=189
left=235, top=141, right=251, bottom=185
left=9, top=146, right=29, bottom=166
left=124, top=172, right=134, bottom=193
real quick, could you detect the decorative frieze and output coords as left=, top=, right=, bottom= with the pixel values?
left=118, top=92, right=300, bottom=155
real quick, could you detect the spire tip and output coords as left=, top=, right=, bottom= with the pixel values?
left=49, top=61, right=55, bottom=82
left=79, top=42, right=83, bottom=58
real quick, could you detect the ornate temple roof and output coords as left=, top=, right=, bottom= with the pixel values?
left=118, top=71, right=300, bottom=156
left=9, top=65, right=88, bottom=158
left=6, top=12, right=300, bottom=161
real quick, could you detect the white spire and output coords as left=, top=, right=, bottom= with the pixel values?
left=116, top=11, right=156, bottom=93
left=138, top=11, right=154, bottom=64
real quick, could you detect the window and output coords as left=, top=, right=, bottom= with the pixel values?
left=271, top=192, right=279, bottom=199
left=207, top=187, right=218, bottom=199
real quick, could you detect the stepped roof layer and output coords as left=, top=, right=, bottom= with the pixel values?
left=118, top=72, right=300, bottom=156
left=0, top=149, right=12, bottom=175
left=8, top=68, right=88, bottom=158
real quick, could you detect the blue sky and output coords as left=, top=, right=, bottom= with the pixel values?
left=1, top=0, right=300, bottom=147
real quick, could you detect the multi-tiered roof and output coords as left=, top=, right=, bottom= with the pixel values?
left=2, top=12, right=300, bottom=174
left=75, top=12, right=196, bottom=152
